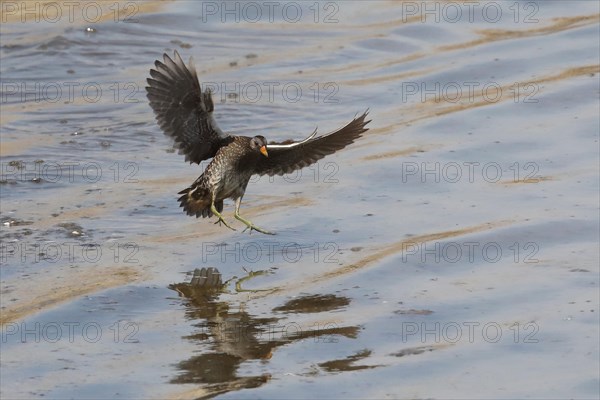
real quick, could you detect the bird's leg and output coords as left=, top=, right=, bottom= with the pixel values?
left=234, top=197, right=275, bottom=235
left=234, top=268, right=273, bottom=293
left=211, top=201, right=236, bottom=231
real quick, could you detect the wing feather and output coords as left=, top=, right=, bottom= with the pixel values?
left=254, top=111, right=371, bottom=176
left=145, top=51, right=231, bottom=164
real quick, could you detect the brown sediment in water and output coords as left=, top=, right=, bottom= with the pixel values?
left=409, top=65, right=600, bottom=120
left=343, top=65, right=438, bottom=87
left=500, top=176, right=554, bottom=185
left=0, top=137, right=56, bottom=157
left=371, top=64, right=600, bottom=135
left=0, top=190, right=312, bottom=327
left=242, top=219, right=517, bottom=299
left=293, top=14, right=598, bottom=82
left=439, top=15, right=600, bottom=51
left=340, top=57, right=597, bottom=150
left=317, top=219, right=515, bottom=280
left=0, top=265, right=143, bottom=326
left=361, top=146, right=425, bottom=161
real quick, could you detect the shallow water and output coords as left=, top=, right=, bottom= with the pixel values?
left=1, top=1, right=599, bottom=398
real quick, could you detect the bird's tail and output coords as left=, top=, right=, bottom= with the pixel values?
left=177, top=186, right=222, bottom=218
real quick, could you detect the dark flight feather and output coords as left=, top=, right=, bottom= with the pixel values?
left=146, top=51, right=231, bottom=164
left=255, top=111, right=371, bottom=176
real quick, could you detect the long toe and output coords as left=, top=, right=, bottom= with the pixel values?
left=235, top=213, right=274, bottom=235
left=244, top=223, right=275, bottom=235
left=218, top=217, right=236, bottom=231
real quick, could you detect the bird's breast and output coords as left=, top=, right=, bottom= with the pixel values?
left=207, top=155, right=253, bottom=200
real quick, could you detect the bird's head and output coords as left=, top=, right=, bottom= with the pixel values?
left=250, top=135, right=268, bottom=157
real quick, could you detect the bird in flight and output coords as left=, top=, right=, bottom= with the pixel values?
left=146, top=51, right=370, bottom=235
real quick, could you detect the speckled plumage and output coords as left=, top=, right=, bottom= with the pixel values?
left=146, top=51, right=371, bottom=233
left=177, top=137, right=260, bottom=218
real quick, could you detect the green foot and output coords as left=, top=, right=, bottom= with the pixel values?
left=211, top=203, right=236, bottom=231
left=235, top=213, right=274, bottom=235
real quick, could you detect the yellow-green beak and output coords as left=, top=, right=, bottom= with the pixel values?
left=260, top=145, right=268, bottom=157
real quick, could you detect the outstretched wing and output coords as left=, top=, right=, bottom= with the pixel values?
left=254, top=111, right=371, bottom=176
left=146, top=51, right=231, bottom=164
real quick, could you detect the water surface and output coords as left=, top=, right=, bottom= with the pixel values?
left=1, top=1, right=599, bottom=398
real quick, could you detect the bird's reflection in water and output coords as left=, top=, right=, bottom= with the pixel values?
left=168, top=267, right=360, bottom=397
